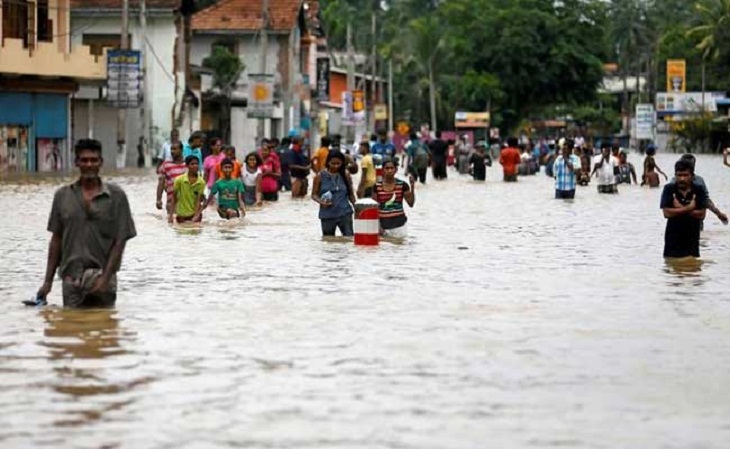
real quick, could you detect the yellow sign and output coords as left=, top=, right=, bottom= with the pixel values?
left=396, top=121, right=410, bottom=136
left=455, top=111, right=490, bottom=128
left=666, top=59, right=686, bottom=93
left=352, top=90, right=364, bottom=113
left=374, top=104, right=388, bottom=120
left=318, top=111, right=328, bottom=138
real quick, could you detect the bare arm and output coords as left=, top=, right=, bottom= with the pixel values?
left=37, top=233, right=62, bottom=299
left=404, top=180, right=415, bottom=207
left=346, top=173, right=356, bottom=205
left=156, top=176, right=165, bottom=206
left=168, top=190, right=176, bottom=223
left=357, top=166, right=368, bottom=198
left=255, top=174, right=263, bottom=205
left=311, top=174, right=325, bottom=205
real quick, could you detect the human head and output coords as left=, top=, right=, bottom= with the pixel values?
left=680, top=153, right=696, bottom=171
left=382, top=157, right=397, bottom=180
left=260, top=138, right=269, bottom=149
left=321, top=136, right=331, bottom=148
left=189, top=131, right=205, bottom=148
left=646, top=143, right=657, bottom=156
left=507, top=137, right=518, bottom=147
left=325, top=150, right=345, bottom=174
left=281, top=137, right=291, bottom=147
left=674, top=159, right=694, bottom=189
left=220, top=158, right=234, bottom=178
left=619, top=150, right=628, bottom=163
left=74, top=139, right=103, bottom=180
left=409, top=132, right=418, bottom=141
left=210, top=137, right=222, bottom=154
left=611, top=144, right=620, bottom=156
left=435, top=130, right=442, bottom=139
left=170, top=141, right=183, bottom=160
left=185, top=155, right=199, bottom=174
left=170, top=129, right=180, bottom=142
left=245, top=152, right=262, bottom=168
left=261, top=144, right=271, bottom=158
left=359, top=141, right=370, bottom=156
left=378, top=129, right=388, bottom=143
left=223, top=145, right=236, bottom=159
left=601, top=142, right=611, bottom=157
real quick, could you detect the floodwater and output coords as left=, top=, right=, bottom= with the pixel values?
left=1, top=153, right=729, bottom=448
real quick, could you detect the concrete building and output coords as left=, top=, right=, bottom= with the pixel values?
left=70, top=0, right=179, bottom=167
left=0, top=0, right=105, bottom=173
left=189, top=0, right=320, bottom=156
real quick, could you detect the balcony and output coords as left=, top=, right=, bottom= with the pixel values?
left=0, top=38, right=106, bottom=80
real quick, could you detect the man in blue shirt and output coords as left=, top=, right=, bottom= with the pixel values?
left=371, top=129, right=396, bottom=160
left=183, top=131, right=205, bottom=168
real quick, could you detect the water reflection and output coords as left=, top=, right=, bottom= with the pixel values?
left=38, top=309, right=151, bottom=429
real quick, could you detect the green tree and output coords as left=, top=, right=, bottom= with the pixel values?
left=202, top=45, right=244, bottom=142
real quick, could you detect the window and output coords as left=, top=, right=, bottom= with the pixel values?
left=37, top=0, right=52, bottom=42
left=2, top=0, right=29, bottom=45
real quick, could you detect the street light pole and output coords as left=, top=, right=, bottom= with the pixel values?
left=117, top=0, right=129, bottom=168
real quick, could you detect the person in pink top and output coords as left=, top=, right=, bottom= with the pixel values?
left=203, top=137, right=225, bottom=189
left=260, top=141, right=281, bottom=201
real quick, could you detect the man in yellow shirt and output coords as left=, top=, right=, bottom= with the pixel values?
left=168, top=155, right=206, bottom=223
left=312, top=136, right=331, bottom=173
left=357, top=141, right=376, bottom=198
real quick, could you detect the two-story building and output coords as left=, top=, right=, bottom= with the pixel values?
left=0, top=0, right=105, bottom=173
left=190, top=0, right=316, bottom=155
left=70, top=0, right=179, bottom=167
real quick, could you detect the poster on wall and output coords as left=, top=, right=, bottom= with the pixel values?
left=0, top=126, right=29, bottom=173
left=37, top=138, right=64, bottom=172
left=666, top=59, right=686, bottom=93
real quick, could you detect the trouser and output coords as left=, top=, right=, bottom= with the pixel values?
left=597, top=184, right=618, bottom=194
left=555, top=189, right=576, bottom=199
left=321, top=214, right=354, bottom=236
left=504, top=174, right=518, bottom=182
left=408, top=165, right=427, bottom=184
left=263, top=191, right=279, bottom=201
left=62, top=269, right=117, bottom=308
left=280, top=170, right=292, bottom=191
left=432, top=161, right=447, bottom=179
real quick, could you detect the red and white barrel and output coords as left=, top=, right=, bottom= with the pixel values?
left=354, top=199, right=380, bottom=246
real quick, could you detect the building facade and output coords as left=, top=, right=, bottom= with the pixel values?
left=70, top=0, right=179, bottom=167
left=0, top=0, right=105, bottom=173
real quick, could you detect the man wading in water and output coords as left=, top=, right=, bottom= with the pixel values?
left=36, top=139, right=137, bottom=308
left=660, top=159, right=707, bottom=259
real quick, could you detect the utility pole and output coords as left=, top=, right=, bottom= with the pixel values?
left=387, top=59, right=393, bottom=133
left=370, top=11, right=377, bottom=132
left=346, top=22, right=355, bottom=143
left=140, top=0, right=150, bottom=167
left=117, top=0, right=129, bottom=168
left=257, top=0, right=269, bottom=145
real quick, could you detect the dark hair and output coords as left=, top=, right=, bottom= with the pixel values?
left=325, top=151, right=352, bottom=197
left=220, top=158, right=234, bottom=168
left=564, top=138, right=575, bottom=150
left=381, top=157, right=398, bottom=169
left=188, top=131, right=205, bottom=143
left=245, top=152, right=262, bottom=167
left=74, top=139, right=102, bottom=157
left=435, top=130, right=442, bottom=139
left=222, top=145, right=236, bottom=155
left=507, top=137, right=519, bottom=147
left=171, top=141, right=183, bottom=151
left=409, top=132, right=418, bottom=140
left=209, top=137, right=222, bottom=147
left=184, top=155, right=199, bottom=165
left=674, top=159, right=694, bottom=174
left=281, top=137, right=291, bottom=146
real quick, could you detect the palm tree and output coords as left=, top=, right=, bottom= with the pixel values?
left=686, top=0, right=730, bottom=107
left=405, top=15, right=445, bottom=133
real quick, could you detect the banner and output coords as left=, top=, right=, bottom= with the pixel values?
left=666, top=59, right=686, bottom=93
left=107, top=49, right=142, bottom=108
left=247, top=74, right=275, bottom=118
left=316, top=57, right=330, bottom=102
left=318, top=110, right=329, bottom=137
left=656, top=92, right=725, bottom=113
left=352, top=90, right=365, bottom=122
left=455, top=111, right=490, bottom=128
left=374, top=103, right=388, bottom=120
left=634, top=104, right=655, bottom=140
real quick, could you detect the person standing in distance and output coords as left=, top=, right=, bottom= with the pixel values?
left=553, top=139, right=582, bottom=199
left=660, top=159, right=707, bottom=258
left=37, top=139, right=137, bottom=308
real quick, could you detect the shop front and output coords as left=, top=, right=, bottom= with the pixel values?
left=0, top=92, right=69, bottom=173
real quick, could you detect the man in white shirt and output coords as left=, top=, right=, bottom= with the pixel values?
left=156, top=129, right=180, bottom=166
left=591, top=143, right=619, bottom=193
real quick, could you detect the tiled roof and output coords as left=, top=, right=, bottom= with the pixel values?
left=192, top=0, right=301, bottom=32
left=70, top=0, right=179, bottom=9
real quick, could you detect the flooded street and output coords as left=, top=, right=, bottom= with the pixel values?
left=1, top=152, right=730, bottom=448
